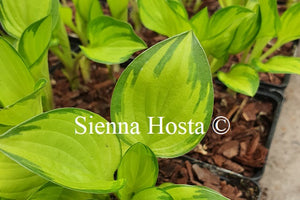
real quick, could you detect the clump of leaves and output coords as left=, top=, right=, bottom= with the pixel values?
left=137, top=0, right=300, bottom=97
left=0, top=31, right=228, bottom=199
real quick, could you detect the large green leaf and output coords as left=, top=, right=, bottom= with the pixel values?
left=190, top=7, right=209, bottom=41
left=218, top=0, right=248, bottom=7
left=256, top=0, right=280, bottom=39
left=108, top=0, right=129, bottom=21
left=201, top=6, right=253, bottom=58
left=228, top=5, right=260, bottom=54
left=0, top=108, right=124, bottom=193
left=138, top=0, right=191, bottom=37
left=0, top=37, right=35, bottom=107
left=217, top=64, right=259, bottom=97
left=111, top=31, right=213, bottom=157
left=0, top=0, right=59, bottom=39
left=27, top=183, right=93, bottom=200
left=0, top=153, right=47, bottom=199
left=117, top=143, right=158, bottom=200
left=162, top=185, right=229, bottom=200
left=277, top=3, right=300, bottom=46
left=254, top=56, right=300, bottom=74
left=81, top=16, right=147, bottom=64
left=132, top=187, right=173, bottom=200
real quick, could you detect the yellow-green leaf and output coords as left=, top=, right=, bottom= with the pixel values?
left=132, top=187, right=173, bottom=200
left=0, top=108, right=124, bottom=194
left=117, top=143, right=158, bottom=200
left=254, top=56, right=300, bottom=74
left=138, top=0, right=191, bottom=37
left=81, top=16, right=147, bottom=64
left=108, top=0, right=129, bottom=21
left=218, top=64, right=259, bottom=97
left=111, top=31, right=213, bottom=157
left=277, top=3, right=300, bottom=45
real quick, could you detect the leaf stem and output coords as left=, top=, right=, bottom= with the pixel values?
left=260, top=42, right=281, bottom=61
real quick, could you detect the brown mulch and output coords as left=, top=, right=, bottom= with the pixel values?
left=157, top=158, right=258, bottom=200
left=188, top=83, right=274, bottom=177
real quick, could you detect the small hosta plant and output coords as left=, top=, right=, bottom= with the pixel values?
left=0, top=32, right=228, bottom=199
left=138, top=0, right=300, bottom=97
left=57, top=0, right=147, bottom=86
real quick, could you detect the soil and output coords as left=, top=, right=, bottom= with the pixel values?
left=157, top=158, right=259, bottom=200
left=188, top=83, right=275, bottom=178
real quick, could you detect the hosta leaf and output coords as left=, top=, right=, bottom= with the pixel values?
left=228, top=5, right=260, bottom=54
left=18, top=16, right=52, bottom=67
left=190, top=7, right=209, bottom=41
left=0, top=108, right=124, bottom=193
left=0, top=37, right=35, bottom=107
left=59, top=6, right=77, bottom=35
left=162, top=185, right=229, bottom=200
left=218, top=64, right=259, bottom=97
left=218, top=0, right=248, bottom=7
left=277, top=3, right=300, bottom=45
left=131, top=187, right=173, bottom=200
left=0, top=79, right=45, bottom=127
left=27, top=183, right=93, bottom=200
left=107, top=0, right=129, bottom=21
left=72, top=0, right=103, bottom=22
left=0, top=153, right=47, bottom=199
left=138, top=0, right=191, bottom=37
left=168, top=0, right=189, bottom=19
left=202, top=6, right=253, bottom=58
left=81, top=16, right=147, bottom=64
left=256, top=0, right=280, bottom=39
left=0, top=0, right=59, bottom=39
left=254, top=56, right=300, bottom=74
left=117, top=143, right=158, bottom=200
left=111, top=31, right=213, bottom=157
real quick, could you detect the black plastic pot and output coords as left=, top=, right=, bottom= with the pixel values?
left=182, top=156, right=261, bottom=200
left=259, top=74, right=291, bottom=92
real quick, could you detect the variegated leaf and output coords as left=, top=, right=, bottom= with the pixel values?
left=111, top=31, right=213, bottom=157
left=218, top=64, right=259, bottom=97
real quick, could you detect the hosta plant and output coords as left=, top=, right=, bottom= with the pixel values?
left=138, top=0, right=300, bottom=97
left=0, top=32, right=228, bottom=199
left=57, top=0, right=147, bottom=86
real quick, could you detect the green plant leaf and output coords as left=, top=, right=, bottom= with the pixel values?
left=218, top=0, right=248, bottom=7
left=27, top=183, right=93, bottom=200
left=0, top=79, right=45, bottom=127
left=138, top=0, right=191, bottom=37
left=18, top=16, right=52, bottom=68
left=277, top=3, right=300, bottom=46
left=162, top=185, right=229, bottom=200
left=190, top=7, right=209, bottom=41
left=131, top=187, right=173, bottom=200
left=0, top=108, right=124, bottom=194
left=81, top=16, right=147, bottom=64
left=218, top=64, right=259, bottom=97
left=111, top=31, right=213, bottom=157
left=117, top=143, right=158, bottom=200
left=228, top=5, right=260, bottom=54
left=108, top=0, right=129, bottom=21
left=256, top=0, right=280, bottom=39
left=201, top=6, right=253, bottom=58
left=0, top=0, right=58, bottom=38
left=0, top=153, right=47, bottom=199
left=72, top=0, right=103, bottom=23
left=254, top=56, right=300, bottom=74
left=59, top=6, right=77, bottom=34
left=0, top=37, right=35, bottom=107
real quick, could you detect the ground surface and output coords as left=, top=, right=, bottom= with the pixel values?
left=259, top=44, right=300, bottom=200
